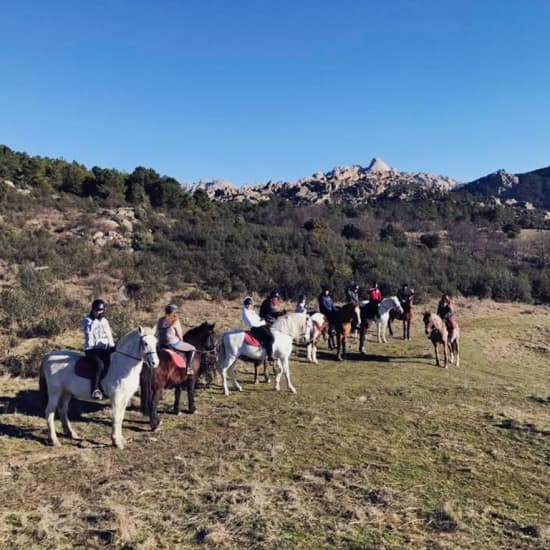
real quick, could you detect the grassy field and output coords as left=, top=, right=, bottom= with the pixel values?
left=0, top=299, right=549, bottom=549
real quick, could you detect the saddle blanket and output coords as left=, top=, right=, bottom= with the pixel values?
left=244, top=332, right=261, bottom=347
left=160, top=348, right=187, bottom=368
left=74, top=356, right=110, bottom=379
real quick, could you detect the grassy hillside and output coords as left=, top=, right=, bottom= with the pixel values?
left=1, top=298, right=548, bottom=549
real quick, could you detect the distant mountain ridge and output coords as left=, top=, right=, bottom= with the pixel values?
left=185, top=157, right=550, bottom=210
left=186, top=157, right=459, bottom=204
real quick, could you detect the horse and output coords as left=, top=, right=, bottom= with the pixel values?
left=306, top=312, right=330, bottom=364
left=140, top=322, right=216, bottom=431
left=217, top=312, right=315, bottom=395
left=388, top=298, right=414, bottom=340
left=422, top=311, right=460, bottom=368
left=331, top=302, right=361, bottom=361
left=359, top=296, right=404, bottom=352
left=39, top=327, right=159, bottom=449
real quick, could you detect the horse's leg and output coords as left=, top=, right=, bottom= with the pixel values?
left=59, top=392, right=78, bottom=440
left=433, top=342, right=440, bottom=367
left=359, top=323, right=366, bottom=354
left=455, top=340, right=460, bottom=367
left=45, top=387, right=62, bottom=447
left=281, top=356, right=296, bottom=394
left=229, top=362, right=243, bottom=392
left=381, top=320, right=388, bottom=343
left=442, top=339, right=448, bottom=368
left=187, top=376, right=197, bottom=414
left=274, top=358, right=283, bottom=391
left=388, top=318, right=394, bottom=337
left=336, top=333, right=343, bottom=361
left=150, top=384, right=163, bottom=431
left=264, top=359, right=270, bottom=383
left=341, top=335, right=347, bottom=360
left=111, top=392, right=130, bottom=449
left=253, top=362, right=259, bottom=385
left=174, top=387, right=182, bottom=415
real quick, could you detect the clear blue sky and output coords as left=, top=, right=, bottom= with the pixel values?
left=1, top=0, right=549, bottom=185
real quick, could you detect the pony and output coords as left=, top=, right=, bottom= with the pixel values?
left=140, top=322, right=216, bottom=431
left=359, top=296, right=404, bottom=352
left=39, top=327, right=159, bottom=449
left=388, top=298, right=414, bottom=340
left=217, top=312, right=315, bottom=395
left=331, top=302, right=361, bottom=361
left=422, top=311, right=460, bottom=368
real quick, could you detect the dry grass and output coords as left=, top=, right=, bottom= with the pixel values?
left=1, top=298, right=549, bottom=548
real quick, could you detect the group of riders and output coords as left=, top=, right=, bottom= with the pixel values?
left=82, top=284, right=456, bottom=400
left=82, top=299, right=196, bottom=400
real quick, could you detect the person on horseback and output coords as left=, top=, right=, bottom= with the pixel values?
left=345, top=283, right=360, bottom=304
left=295, top=294, right=307, bottom=314
left=397, top=283, right=413, bottom=308
left=366, top=281, right=382, bottom=317
left=83, top=298, right=115, bottom=400
left=156, top=304, right=196, bottom=375
left=242, top=296, right=275, bottom=362
left=437, top=293, right=457, bottom=339
left=259, top=290, right=285, bottom=326
left=318, top=286, right=337, bottom=338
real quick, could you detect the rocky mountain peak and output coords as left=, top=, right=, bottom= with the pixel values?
left=366, top=157, right=393, bottom=173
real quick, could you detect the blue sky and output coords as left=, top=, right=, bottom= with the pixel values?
left=1, top=0, right=549, bottom=185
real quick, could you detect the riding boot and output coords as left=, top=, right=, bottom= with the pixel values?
left=92, top=366, right=104, bottom=400
left=186, top=350, right=195, bottom=375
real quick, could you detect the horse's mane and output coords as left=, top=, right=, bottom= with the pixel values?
left=184, top=321, right=215, bottom=346
left=115, top=326, right=153, bottom=352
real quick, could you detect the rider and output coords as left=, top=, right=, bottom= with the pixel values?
left=318, top=286, right=337, bottom=336
left=397, top=283, right=413, bottom=308
left=259, top=290, right=285, bottom=326
left=83, top=298, right=115, bottom=400
left=295, top=293, right=307, bottom=314
left=156, top=304, right=196, bottom=375
left=345, top=283, right=360, bottom=304
left=367, top=281, right=382, bottom=317
left=242, top=296, right=275, bottom=362
left=437, top=293, right=457, bottom=339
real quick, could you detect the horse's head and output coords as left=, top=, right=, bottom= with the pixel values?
left=391, top=296, right=404, bottom=316
left=139, top=326, right=160, bottom=369
left=422, top=312, right=433, bottom=335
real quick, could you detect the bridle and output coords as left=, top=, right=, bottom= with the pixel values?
left=113, top=335, right=158, bottom=366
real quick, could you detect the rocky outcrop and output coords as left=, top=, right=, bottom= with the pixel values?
left=185, top=158, right=459, bottom=205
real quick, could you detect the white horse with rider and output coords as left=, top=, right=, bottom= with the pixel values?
left=39, top=326, right=159, bottom=449
left=359, top=296, right=404, bottom=351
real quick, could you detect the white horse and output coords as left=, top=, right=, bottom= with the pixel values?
left=359, top=296, right=404, bottom=350
left=218, top=313, right=314, bottom=395
left=39, top=326, right=159, bottom=449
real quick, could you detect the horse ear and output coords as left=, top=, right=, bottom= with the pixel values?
left=138, top=326, right=144, bottom=335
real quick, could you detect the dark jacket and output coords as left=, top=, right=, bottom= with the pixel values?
left=259, top=298, right=282, bottom=325
left=318, top=293, right=336, bottom=316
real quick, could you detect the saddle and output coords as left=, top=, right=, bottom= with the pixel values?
left=244, top=332, right=262, bottom=347
left=74, top=356, right=111, bottom=380
left=159, top=348, right=188, bottom=369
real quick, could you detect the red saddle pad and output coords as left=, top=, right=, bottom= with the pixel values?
left=244, top=332, right=261, bottom=347
left=160, top=348, right=187, bottom=368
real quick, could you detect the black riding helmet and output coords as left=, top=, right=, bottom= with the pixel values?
left=91, top=298, right=106, bottom=312
left=297, top=293, right=306, bottom=302
left=270, top=290, right=280, bottom=299
left=165, top=303, right=178, bottom=314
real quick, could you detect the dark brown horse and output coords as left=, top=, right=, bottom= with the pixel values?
left=140, top=321, right=216, bottom=430
left=331, top=302, right=361, bottom=361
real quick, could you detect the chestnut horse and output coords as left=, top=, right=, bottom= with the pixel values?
left=331, top=302, right=361, bottom=361
left=388, top=298, right=414, bottom=340
left=422, top=312, right=460, bottom=368
left=140, top=321, right=216, bottom=430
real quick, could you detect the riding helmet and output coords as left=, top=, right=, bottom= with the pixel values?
left=165, top=303, right=178, bottom=314
left=243, top=296, right=253, bottom=306
left=270, top=290, right=280, bottom=299
left=297, top=294, right=306, bottom=302
left=91, top=298, right=106, bottom=312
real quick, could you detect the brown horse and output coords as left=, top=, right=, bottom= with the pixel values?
left=140, top=321, right=216, bottom=430
left=331, top=302, right=361, bottom=361
left=388, top=298, right=414, bottom=340
left=422, top=312, right=460, bottom=368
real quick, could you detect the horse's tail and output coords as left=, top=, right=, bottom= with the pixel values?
left=139, top=365, right=153, bottom=416
left=38, top=361, right=48, bottom=411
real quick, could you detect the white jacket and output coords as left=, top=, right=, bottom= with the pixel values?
left=82, top=316, right=115, bottom=350
left=241, top=306, right=266, bottom=328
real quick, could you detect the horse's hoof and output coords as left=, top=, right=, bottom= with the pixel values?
left=289, top=387, right=297, bottom=394
left=188, top=407, right=196, bottom=414
left=50, top=439, right=61, bottom=447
